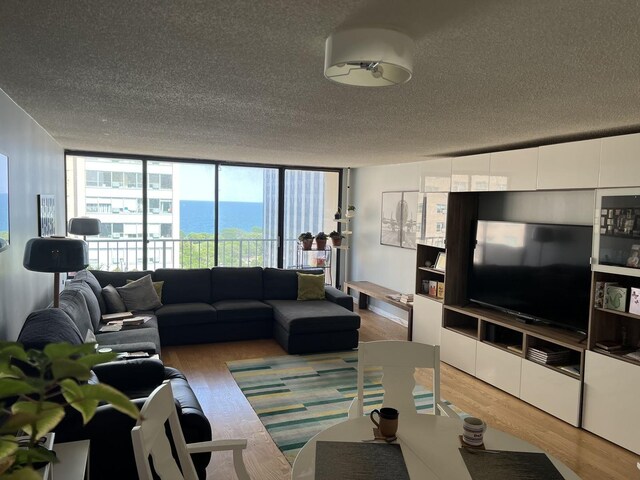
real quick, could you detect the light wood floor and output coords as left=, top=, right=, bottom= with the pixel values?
left=162, top=306, right=638, bottom=480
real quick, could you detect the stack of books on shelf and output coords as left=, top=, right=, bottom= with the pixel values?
left=593, top=341, right=625, bottom=355
left=526, top=345, right=571, bottom=366
left=387, top=293, right=414, bottom=304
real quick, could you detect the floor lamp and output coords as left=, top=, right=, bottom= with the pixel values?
left=23, top=237, right=89, bottom=308
left=68, top=217, right=102, bottom=240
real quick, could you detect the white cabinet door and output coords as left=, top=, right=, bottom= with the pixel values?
left=412, top=295, right=442, bottom=345
left=537, top=139, right=601, bottom=190
left=520, top=360, right=582, bottom=427
left=420, top=158, right=452, bottom=193
left=440, top=328, right=476, bottom=376
left=475, top=342, right=522, bottom=397
left=489, top=148, right=538, bottom=191
left=451, top=154, right=490, bottom=192
left=599, top=133, right=640, bottom=188
left=583, top=351, right=640, bottom=453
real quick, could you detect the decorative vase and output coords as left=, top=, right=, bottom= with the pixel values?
left=316, top=238, right=327, bottom=250
left=331, top=237, right=342, bottom=247
left=301, top=239, right=313, bottom=250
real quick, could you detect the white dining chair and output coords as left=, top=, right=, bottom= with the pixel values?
left=348, top=340, right=457, bottom=418
left=131, top=380, right=250, bottom=480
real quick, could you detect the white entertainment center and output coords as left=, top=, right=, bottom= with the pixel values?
left=412, top=133, right=640, bottom=455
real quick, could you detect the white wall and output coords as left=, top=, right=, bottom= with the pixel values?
left=349, top=162, right=420, bottom=321
left=0, top=89, right=65, bottom=340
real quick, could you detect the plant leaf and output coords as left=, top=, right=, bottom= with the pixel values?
left=42, top=343, right=94, bottom=360
left=80, top=384, right=139, bottom=420
left=0, top=466, right=43, bottom=480
left=0, top=453, right=14, bottom=475
left=0, top=412, right=39, bottom=434
left=0, top=379, right=37, bottom=398
left=60, top=379, right=99, bottom=424
left=75, top=352, right=118, bottom=369
left=11, top=401, right=65, bottom=439
left=50, top=359, right=92, bottom=381
left=0, top=435, right=18, bottom=462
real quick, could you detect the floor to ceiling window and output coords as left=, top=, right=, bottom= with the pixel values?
left=283, top=169, right=340, bottom=284
left=66, top=154, right=341, bottom=281
left=218, top=165, right=279, bottom=267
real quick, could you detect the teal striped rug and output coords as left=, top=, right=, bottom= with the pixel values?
left=226, top=350, right=462, bottom=464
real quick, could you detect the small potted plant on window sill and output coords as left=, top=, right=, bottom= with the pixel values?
left=345, top=205, right=356, bottom=218
left=315, top=232, right=328, bottom=250
left=329, top=231, right=345, bottom=247
left=334, top=208, right=341, bottom=220
left=298, top=232, right=314, bottom=250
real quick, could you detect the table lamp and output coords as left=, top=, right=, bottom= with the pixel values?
left=68, top=217, right=102, bottom=240
left=23, top=237, right=89, bottom=307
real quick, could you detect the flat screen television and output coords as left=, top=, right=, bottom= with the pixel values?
left=469, top=220, right=592, bottom=333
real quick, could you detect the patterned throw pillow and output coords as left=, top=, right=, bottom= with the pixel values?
left=297, top=273, right=326, bottom=301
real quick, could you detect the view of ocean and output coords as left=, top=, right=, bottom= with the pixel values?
left=180, top=200, right=264, bottom=234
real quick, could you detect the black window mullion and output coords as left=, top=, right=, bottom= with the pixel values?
left=142, top=160, right=148, bottom=270
left=214, top=164, right=219, bottom=266
left=277, top=168, right=286, bottom=268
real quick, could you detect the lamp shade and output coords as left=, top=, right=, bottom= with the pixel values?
left=324, top=28, right=414, bottom=87
left=23, top=237, right=89, bottom=273
left=68, top=217, right=101, bottom=236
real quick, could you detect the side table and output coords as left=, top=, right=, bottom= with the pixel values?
left=53, top=439, right=90, bottom=479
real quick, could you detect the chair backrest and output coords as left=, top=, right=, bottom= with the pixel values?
left=349, top=340, right=442, bottom=418
left=131, top=380, right=199, bottom=480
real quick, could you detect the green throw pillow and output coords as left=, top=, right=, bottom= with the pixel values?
left=127, top=278, right=164, bottom=301
left=297, top=273, right=325, bottom=301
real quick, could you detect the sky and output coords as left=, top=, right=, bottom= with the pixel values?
left=0, top=153, right=7, bottom=194
left=178, top=164, right=264, bottom=202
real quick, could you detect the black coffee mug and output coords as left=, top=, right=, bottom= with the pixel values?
left=370, top=407, right=399, bottom=437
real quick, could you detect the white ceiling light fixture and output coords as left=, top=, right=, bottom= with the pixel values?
left=324, top=28, right=414, bottom=87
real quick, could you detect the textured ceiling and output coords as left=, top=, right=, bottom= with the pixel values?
left=1, top=1, right=640, bottom=167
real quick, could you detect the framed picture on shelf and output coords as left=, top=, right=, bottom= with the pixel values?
left=434, top=252, right=447, bottom=271
left=37, top=194, right=55, bottom=237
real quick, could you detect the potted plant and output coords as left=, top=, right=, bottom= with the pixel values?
left=0, top=342, right=139, bottom=478
left=315, top=232, right=328, bottom=250
left=329, top=231, right=345, bottom=247
left=334, top=208, right=341, bottom=220
left=298, top=232, right=314, bottom=250
left=346, top=205, right=356, bottom=218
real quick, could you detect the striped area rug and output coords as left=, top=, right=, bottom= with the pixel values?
left=226, top=350, right=461, bottom=464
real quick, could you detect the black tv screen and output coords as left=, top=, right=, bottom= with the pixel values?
left=469, top=221, right=592, bottom=333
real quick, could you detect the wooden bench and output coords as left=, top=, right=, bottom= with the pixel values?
left=343, top=280, right=413, bottom=340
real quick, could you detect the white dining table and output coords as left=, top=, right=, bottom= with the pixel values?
left=291, top=414, right=581, bottom=479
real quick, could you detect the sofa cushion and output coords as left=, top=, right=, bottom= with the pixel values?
left=95, top=316, right=161, bottom=354
left=116, top=275, right=163, bottom=311
left=154, top=303, right=216, bottom=328
left=102, top=285, right=127, bottom=313
left=18, top=308, right=83, bottom=349
left=266, top=300, right=361, bottom=334
left=263, top=268, right=323, bottom=300
left=90, top=270, right=153, bottom=288
left=66, top=279, right=102, bottom=330
left=59, top=288, right=94, bottom=340
left=211, top=267, right=263, bottom=301
left=212, top=300, right=273, bottom=323
left=74, top=269, right=107, bottom=314
left=297, top=273, right=325, bottom=301
left=127, top=279, right=164, bottom=301
left=154, top=269, right=212, bottom=304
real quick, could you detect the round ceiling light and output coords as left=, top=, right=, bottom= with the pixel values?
left=324, top=28, right=414, bottom=87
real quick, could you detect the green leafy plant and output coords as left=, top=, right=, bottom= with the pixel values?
left=328, top=231, right=344, bottom=239
left=0, top=342, right=139, bottom=479
left=298, top=232, right=313, bottom=241
left=347, top=205, right=356, bottom=212
left=315, top=232, right=328, bottom=240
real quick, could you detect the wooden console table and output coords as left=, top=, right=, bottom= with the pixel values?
left=343, top=281, right=413, bottom=341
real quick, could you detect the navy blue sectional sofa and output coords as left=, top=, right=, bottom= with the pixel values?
left=90, top=266, right=360, bottom=354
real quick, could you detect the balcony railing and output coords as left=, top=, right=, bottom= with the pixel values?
left=86, top=237, right=301, bottom=271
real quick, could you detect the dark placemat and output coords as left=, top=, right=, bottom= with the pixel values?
left=315, top=441, right=410, bottom=480
left=459, top=448, right=566, bottom=480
